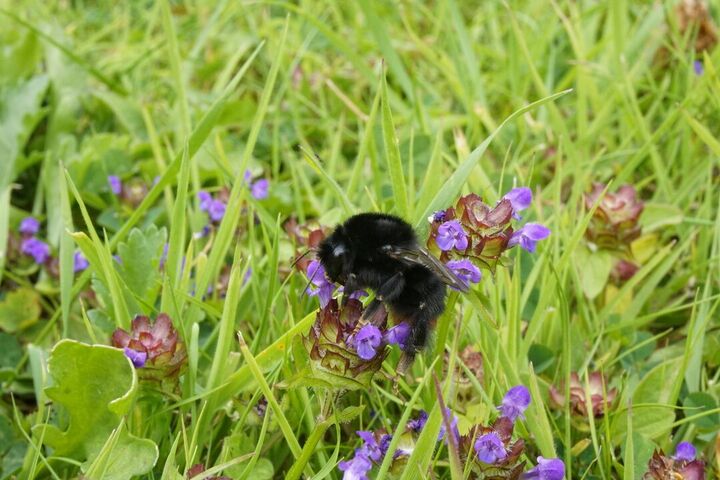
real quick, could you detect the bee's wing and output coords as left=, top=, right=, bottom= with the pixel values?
left=385, top=246, right=469, bottom=292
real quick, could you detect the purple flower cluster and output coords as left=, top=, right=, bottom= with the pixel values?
left=303, top=260, right=411, bottom=361
left=339, top=411, right=427, bottom=479
left=305, top=260, right=335, bottom=307
left=244, top=170, right=270, bottom=200
left=436, top=220, right=468, bottom=251
left=428, top=187, right=550, bottom=282
left=524, top=457, right=565, bottom=479
left=645, top=441, right=705, bottom=479
left=498, top=385, right=532, bottom=421
left=198, top=190, right=226, bottom=223
left=351, top=321, right=412, bottom=361
left=459, top=386, right=565, bottom=479
left=18, top=217, right=50, bottom=265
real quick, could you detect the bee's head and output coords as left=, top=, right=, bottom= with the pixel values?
left=318, top=227, right=349, bottom=284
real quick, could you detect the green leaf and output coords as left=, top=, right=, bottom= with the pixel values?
left=380, top=70, right=409, bottom=218
left=0, top=74, right=48, bottom=187
left=222, top=434, right=274, bottom=480
left=0, top=25, right=41, bottom=84
left=117, top=225, right=167, bottom=307
left=0, top=287, right=41, bottom=333
left=33, top=340, right=157, bottom=478
left=639, top=203, right=684, bottom=232
left=611, top=357, right=682, bottom=441
left=0, top=332, right=22, bottom=369
left=683, top=392, right=720, bottom=432
left=574, top=246, right=614, bottom=299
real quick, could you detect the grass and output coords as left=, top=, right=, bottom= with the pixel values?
left=1, top=0, right=719, bottom=479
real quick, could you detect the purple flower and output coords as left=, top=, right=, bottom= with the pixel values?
left=243, top=268, right=252, bottom=285
left=19, top=217, right=40, bottom=236
left=244, top=170, right=270, bottom=200
left=198, top=191, right=213, bottom=211
left=474, top=432, right=507, bottom=464
left=674, top=442, right=696, bottom=462
left=508, top=223, right=551, bottom=253
left=384, top=322, right=411, bottom=349
left=446, top=259, right=482, bottom=290
left=306, top=260, right=335, bottom=307
left=251, top=178, right=269, bottom=200
left=108, top=175, right=122, bottom=195
left=503, top=187, right=532, bottom=218
left=337, top=287, right=367, bottom=300
left=21, top=238, right=50, bottom=264
left=523, top=457, right=565, bottom=480
left=123, top=347, right=147, bottom=368
left=379, top=434, right=392, bottom=456
left=408, top=410, right=428, bottom=432
left=435, top=220, right=468, bottom=252
left=353, top=325, right=382, bottom=360
left=438, top=408, right=459, bottom=443
left=208, top=200, right=226, bottom=222
left=694, top=60, right=704, bottom=76
left=349, top=289, right=368, bottom=300
left=73, top=251, right=89, bottom=273
left=498, top=385, right=531, bottom=422
left=428, top=210, right=447, bottom=223
left=356, top=431, right=382, bottom=462
left=338, top=450, right=372, bottom=480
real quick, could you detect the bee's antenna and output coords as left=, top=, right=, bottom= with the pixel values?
left=291, top=248, right=316, bottom=270
left=301, top=264, right=320, bottom=300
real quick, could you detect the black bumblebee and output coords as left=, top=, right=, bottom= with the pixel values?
left=317, top=212, right=468, bottom=365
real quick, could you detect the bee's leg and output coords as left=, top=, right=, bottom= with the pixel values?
left=353, top=272, right=405, bottom=332
left=362, top=272, right=405, bottom=324
left=341, top=273, right=360, bottom=306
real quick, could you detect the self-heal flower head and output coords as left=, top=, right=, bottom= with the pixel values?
left=356, top=431, right=383, bottom=462
left=549, top=371, right=618, bottom=417
left=408, top=410, right=428, bottom=432
left=338, top=450, right=372, bottom=480
left=474, top=432, right=507, bottom=464
left=584, top=183, right=644, bottom=250
left=73, top=251, right=89, bottom=273
left=508, top=223, right=551, bottom=253
left=674, top=442, right=696, bottom=462
left=446, top=259, right=481, bottom=290
left=503, top=187, right=532, bottom=219
left=21, top=238, right=50, bottom=264
left=108, top=175, right=122, bottom=195
left=384, top=322, right=411, bottom=350
left=523, top=456, right=565, bottom=480
left=306, top=260, right=335, bottom=307
left=436, top=220, right=468, bottom=252
left=208, top=200, right=226, bottom=222
left=123, top=347, right=147, bottom=368
left=19, top=217, right=40, bottom=236
left=354, top=325, right=382, bottom=360
left=111, top=313, right=188, bottom=386
left=197, top=191, right=213, bottom=211
left=644, top=449, right=706, bottom=480
left=498, top=385, right=531, bottom=422
left=303, top=298, right=389, bottom=390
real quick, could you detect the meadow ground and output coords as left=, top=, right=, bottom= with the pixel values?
left=1, top=1, right=719, bottom=479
